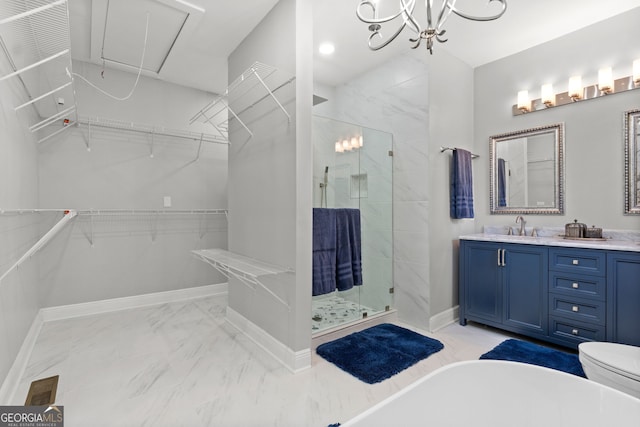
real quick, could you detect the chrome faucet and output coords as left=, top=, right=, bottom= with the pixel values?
left=515, top=215, right=526, bottom=236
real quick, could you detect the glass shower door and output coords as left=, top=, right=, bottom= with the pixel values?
left=312, top=116, right=393, bottom=333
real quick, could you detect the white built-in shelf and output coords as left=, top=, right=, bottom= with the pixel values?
left=192, top=248, right=293, bottom=307
left=190, top=62, right=295, bottom=139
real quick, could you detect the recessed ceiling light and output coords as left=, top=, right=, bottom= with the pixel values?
left=319, top=42, right=335, bottom=55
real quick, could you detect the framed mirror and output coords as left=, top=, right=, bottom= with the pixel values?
left=490, top=123, right=565, bottom=214
left=625, top=109, right=640, bottom=215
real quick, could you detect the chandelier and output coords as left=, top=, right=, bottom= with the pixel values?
left=356, top=0, right=507, bottom=54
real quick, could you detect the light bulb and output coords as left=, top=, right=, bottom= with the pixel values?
left=541, top=84, right=554, bottom=107
left=598, top=67, right=613, bottom=94
left=335, top=141, right=343, bottom=153
left=633, top=59, right=640, bottom=85
left=517, top=90, right=530, bottom=113
left=568, top=76, right=582, bottom=101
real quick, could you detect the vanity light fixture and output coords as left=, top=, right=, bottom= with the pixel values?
left=335, top=135, right=364, bottom=153
left=541, top=84, right=554, bottom=107
left=356, top=0, right=507, bottom=54
left=513, top=60, right=640, bottom=116
left=568, top=75, right=583, bottom=101
left=517, top=90, right=530, bottom=113
left=598, top=67, right=614, bottom=94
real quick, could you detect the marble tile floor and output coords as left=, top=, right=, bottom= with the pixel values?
left=311, top=293, right=376, bottom=333
left=12, top=293, right=515, bottom=426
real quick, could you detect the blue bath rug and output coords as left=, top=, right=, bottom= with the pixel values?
left=316, top=323, right=444, bottom=384
left=480, top=339, right=586, bottom=377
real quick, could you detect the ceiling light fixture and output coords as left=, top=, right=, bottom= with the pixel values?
left=319, top=42, right=335, bottom=55
left=356, top=0, right=507, bottom=54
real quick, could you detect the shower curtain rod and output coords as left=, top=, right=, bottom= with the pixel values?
left=440, top=146, right=479, bottom=158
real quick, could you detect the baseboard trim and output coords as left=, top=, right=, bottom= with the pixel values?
left=40, top=283, right=228, bottom=322
left=225, top=307, right=311, bottom=374
left=429, top=305, right=459, bottom=332
left=0, top=311, right=44, bottom=405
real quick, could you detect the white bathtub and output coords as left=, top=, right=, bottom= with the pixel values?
left=341, top=360, right=640, bottom=427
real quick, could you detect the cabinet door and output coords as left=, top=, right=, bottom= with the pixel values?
left=502, top=244, right=548, bottom=336
left=461, top=241, right=503, bottom=325
left=607, top=251, right=640, bottom=346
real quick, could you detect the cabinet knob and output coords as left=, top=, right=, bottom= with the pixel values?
left=572, top=306, right=579, bottom=312
left=572, top=259, right=579, bottom=265
left=572, top=282, right=579, bottom=289
left=572, top=329, right=579, bottom=335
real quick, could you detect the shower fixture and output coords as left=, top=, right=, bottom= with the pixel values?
left=319, top=166, right=329, bottom=207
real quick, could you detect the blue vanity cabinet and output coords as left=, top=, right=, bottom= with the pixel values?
left=547, top=247, right=607, bottom=348
left=607, top=251, right=640, bottom=346
left=459, top=240, right=548, bottom=338
left=459, top=241, right=503, bottom=326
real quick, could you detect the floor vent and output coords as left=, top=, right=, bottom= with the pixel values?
left=24, top=375, right=59, bottom=406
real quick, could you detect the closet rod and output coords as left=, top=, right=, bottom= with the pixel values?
left=440, top=146, right=479, bottom=159
left=0, top=210, right=76, bottom=284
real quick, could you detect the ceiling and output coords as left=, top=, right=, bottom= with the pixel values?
left=68, top=0, right=640, bottom=93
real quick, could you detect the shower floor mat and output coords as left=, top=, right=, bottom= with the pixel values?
left=312, top=294, right=375, bottom=332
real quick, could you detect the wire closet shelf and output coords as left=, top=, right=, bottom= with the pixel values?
left=0, top=0, right=78, bottom=143
left=190, top=62, right=295, bottom=139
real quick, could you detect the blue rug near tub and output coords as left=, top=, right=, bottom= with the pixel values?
left=316, top=323, right=444, bottom=384
left=480, top=339, right=586, bottom=377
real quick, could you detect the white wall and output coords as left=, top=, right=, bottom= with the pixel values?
left=474, top=9, right=640, bottom=232
left=0, top=62, right=42, bottom=394
left=227, top=0, right=313, bottom=353
left=36, top=61, right=228, bottom=306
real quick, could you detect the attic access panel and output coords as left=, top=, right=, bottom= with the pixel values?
left=98, top=0, right=189, bottom=74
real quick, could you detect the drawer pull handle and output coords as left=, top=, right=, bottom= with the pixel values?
left=572, top=306, right=579, bottom=312
left=572, top=329, right=579, bottom=336
left=572, top=259, right=579, bottom=265
left=572, top=282, right=579, bottom=289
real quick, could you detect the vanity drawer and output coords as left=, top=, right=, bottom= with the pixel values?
left=549, top=317, right=605, bottom=346
left=549, top=272, right=606, bottom=300
left=549, top=248, right=606, bottom=277
left=549, top=294, right=606, bottom=325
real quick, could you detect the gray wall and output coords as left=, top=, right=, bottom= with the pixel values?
left=227, top=0, right=312, bottom=352
left=36, top=61, right=228, bottom=307
left=314, top=49, right=474, bottom=329
left=0, top=62, right=42, bottom=393
left=474, top=9, right=640, bottom=232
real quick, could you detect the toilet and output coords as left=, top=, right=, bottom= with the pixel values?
left=578, top=342, right=640, bottom=400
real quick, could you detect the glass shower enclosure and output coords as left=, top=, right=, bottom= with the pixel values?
left=312, top=116, right=393, bottom=334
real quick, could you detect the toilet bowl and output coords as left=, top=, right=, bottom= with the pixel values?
left=578, top=342, right=640, bottom=400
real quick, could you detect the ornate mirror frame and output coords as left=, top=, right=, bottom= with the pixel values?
left=624, top=109, right=640, bottom=215
left=489, top=123, right=565, bottom=215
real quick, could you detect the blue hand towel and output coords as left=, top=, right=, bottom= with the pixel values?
left=450, top=148, right=475, bottom=219
left=313, top=208, right=337, bottom=296
left=335, top=208, right=362, bottom=291
left=498, top=158, right=507, bottom=207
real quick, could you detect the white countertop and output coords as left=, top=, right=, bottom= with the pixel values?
left=459, top=233, right=640, bottom=253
